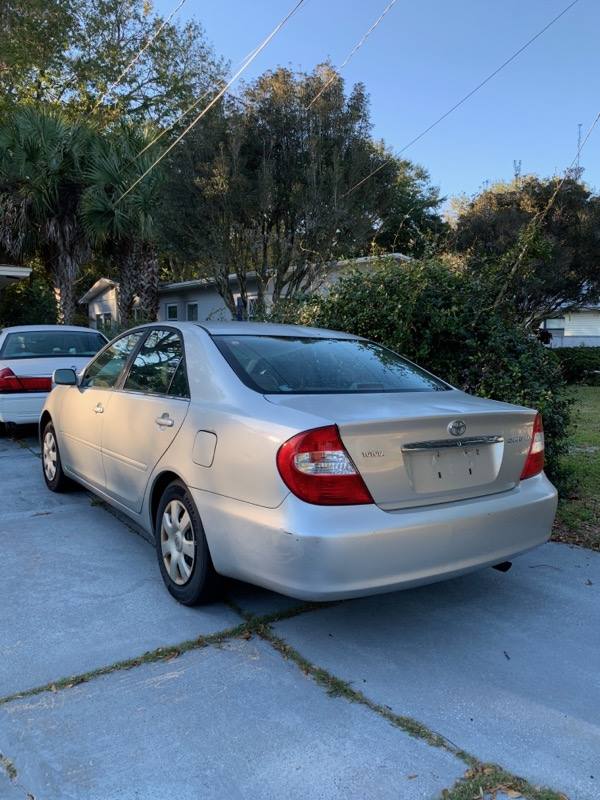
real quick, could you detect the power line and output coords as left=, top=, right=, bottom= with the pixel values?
left=343, top=0, right=581, bottom=197
left=136, top=43, right=261, bottom=158
left=92, top=0, right=188, bottom=113
left=116, top=0, right=307, bottom=204
left=306, top=0, right=399, bottom=109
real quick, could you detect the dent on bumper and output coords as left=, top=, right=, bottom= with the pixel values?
left=192, top=473, right=558, bottom=601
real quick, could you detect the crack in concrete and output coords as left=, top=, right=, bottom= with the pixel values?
left=0, top=752, right=17, bottom=780
left=226, top=603, right=570, bottom=800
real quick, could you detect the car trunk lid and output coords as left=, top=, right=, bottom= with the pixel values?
left=266, top=390, right=536, bottom=509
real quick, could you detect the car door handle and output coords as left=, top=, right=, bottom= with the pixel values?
left=156, top=414, right=174, bottom=428
left=94, top=403, right=104, bottom=414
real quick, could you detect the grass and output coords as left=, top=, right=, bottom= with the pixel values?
left=553, top=386, right=600, bottom=551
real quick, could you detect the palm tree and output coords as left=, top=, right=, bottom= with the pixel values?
left=0, top=108, right=92, bottom=323
left=81, top=126, right=164, bottom=325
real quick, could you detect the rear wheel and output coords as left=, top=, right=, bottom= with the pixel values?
left=42, top=422, right=71, bottom=492
left=155, top=481, right=219, bottom=605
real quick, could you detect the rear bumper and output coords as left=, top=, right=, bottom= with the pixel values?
left=192, top=472, right=558, bottom=601
left=0, top=393, right=47, bottom=424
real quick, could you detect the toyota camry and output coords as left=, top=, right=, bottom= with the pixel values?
left=40, top=322, right=557, bottom=605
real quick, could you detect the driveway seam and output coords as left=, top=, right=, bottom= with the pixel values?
left=225, top=601, right=569, bottom=800
left=0, top=602, right=325, bottom=708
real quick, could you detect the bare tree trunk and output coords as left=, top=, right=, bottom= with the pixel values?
left=53, top=254, right=78, bottom=324
left=117, top=243, right=137, bottom=326
left=137, top=243, right=159, bottom=321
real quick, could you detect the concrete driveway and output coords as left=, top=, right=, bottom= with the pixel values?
left=0, top=431, right=598, bottom=800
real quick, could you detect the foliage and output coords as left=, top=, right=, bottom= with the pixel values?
left=0, top=273, right=56, bottom=327
left=0, top=0, right=225, bottom=123
left=81, top=125, right=165, bottom=322
left=552, top=346, right=600, bottom=386
left=0, top=107, right=93, bottom=323
left=160, top=65, right=445, bottom=315
left=270, top=257, right=572, bottom=488
left=450, top=176, right=600, bottom=325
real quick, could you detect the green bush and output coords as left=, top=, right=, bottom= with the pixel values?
left=0, top=276, right=56, bottom=327
left=271, top=258, right=572, bottom=490
left=553, top=346, right=600, bottom=386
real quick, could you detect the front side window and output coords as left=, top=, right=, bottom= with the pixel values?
left=123, top=329, right=188, bottom=397
left=82, top=331, right=144, bottom=389
left=0, top=330, right=106, bottom=360
left=166, top=304, right=178, bottom=321
left=213, top=336, right=449, bottom=394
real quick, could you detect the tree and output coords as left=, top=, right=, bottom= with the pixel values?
left=0, top=107, right=92, bottom=323
left=0, top=0, right=225, bottom=123
left=451, top=176, right=600, bottom=325
left=82, top=126, right=165, bottom=324
left=168, top=65, right=444, bottom=315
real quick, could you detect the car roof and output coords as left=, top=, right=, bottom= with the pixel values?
left=0, top=325, right=104, bottom=334
left=194, top=321, right=362, bottom=339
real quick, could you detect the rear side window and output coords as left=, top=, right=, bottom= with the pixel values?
left=213, top=336, right=449, bottom=394
left=82, top=332, right=145, bottom=389
left=0, top=330, right=106, bottom=359
left=123, top=329, right=189, bottom=397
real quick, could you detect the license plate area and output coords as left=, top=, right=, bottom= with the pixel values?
left=403, top=437, right=503, bottom=494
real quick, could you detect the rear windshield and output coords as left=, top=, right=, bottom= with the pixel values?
left=213, top=335, right=449, bottom=394
left=0, top=330, right=106, bottom=360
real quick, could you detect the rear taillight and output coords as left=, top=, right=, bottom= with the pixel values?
left=0, top=367, right=51, bottom=394
left=520, top=413, right=544, bottom=480
left=276, top=425, right=374, bottom=505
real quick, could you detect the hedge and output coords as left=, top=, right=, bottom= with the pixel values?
left=553, top=346, right=600, bottom=385
left=269, top=257, right=573, bottom=490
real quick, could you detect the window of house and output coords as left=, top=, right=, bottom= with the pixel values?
left=95, top=312, right=112, bottom=330
left=233, top=294, right=258, bottom=320
left=166, top=304, right=178, bottom=321
left=187, top=302, right=199, bottom=322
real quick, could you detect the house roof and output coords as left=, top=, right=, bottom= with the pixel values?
left=78, top=278, right=117, bottom=305
left=79, top=253, right=411, bottom=302
left=0, top=264, right=32, bottom=290
left=159, top=254, right=410, bottom=294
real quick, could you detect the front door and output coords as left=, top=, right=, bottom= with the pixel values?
left=101, top=328, right=190, bottom=512
left=58, top=331, right=145, bottom=489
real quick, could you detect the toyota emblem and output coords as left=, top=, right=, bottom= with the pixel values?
left=448, top=419, right=467, bottom=437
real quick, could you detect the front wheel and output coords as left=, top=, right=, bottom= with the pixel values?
left=155, top=481, right=220, bottom=605
left=42, top=422, right=71, bottom=492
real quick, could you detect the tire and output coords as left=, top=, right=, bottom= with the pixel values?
left=42, top=421, right=71, bottom=492
left=155, top=481, right=220, bottom=605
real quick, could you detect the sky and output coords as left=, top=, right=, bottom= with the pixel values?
left=155, top=0, right=600, bottom=203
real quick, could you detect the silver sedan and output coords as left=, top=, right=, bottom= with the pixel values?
left=41, top=322, right=557, bottom=605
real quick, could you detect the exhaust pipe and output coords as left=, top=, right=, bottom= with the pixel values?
left=492, top=561, right=512, bottom=573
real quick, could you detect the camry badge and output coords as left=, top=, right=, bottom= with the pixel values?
left=448, top=419, right=467, bottom=437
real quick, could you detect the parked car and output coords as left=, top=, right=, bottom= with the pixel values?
left=0, top=325, right=107, bottom=428
left=40, top=322, right=557, bottom=605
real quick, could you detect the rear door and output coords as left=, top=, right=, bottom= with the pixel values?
left=58, top=331, right=145, bottom=489
left=101, top=328, right=190, bottom=512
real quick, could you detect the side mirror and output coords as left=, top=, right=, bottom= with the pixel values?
left=53, top=368, right=77, bottom=386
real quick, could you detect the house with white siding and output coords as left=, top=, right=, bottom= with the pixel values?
left=79, top=253, right=410, bottom=329
left=541, top=306, right=600, bottom=348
